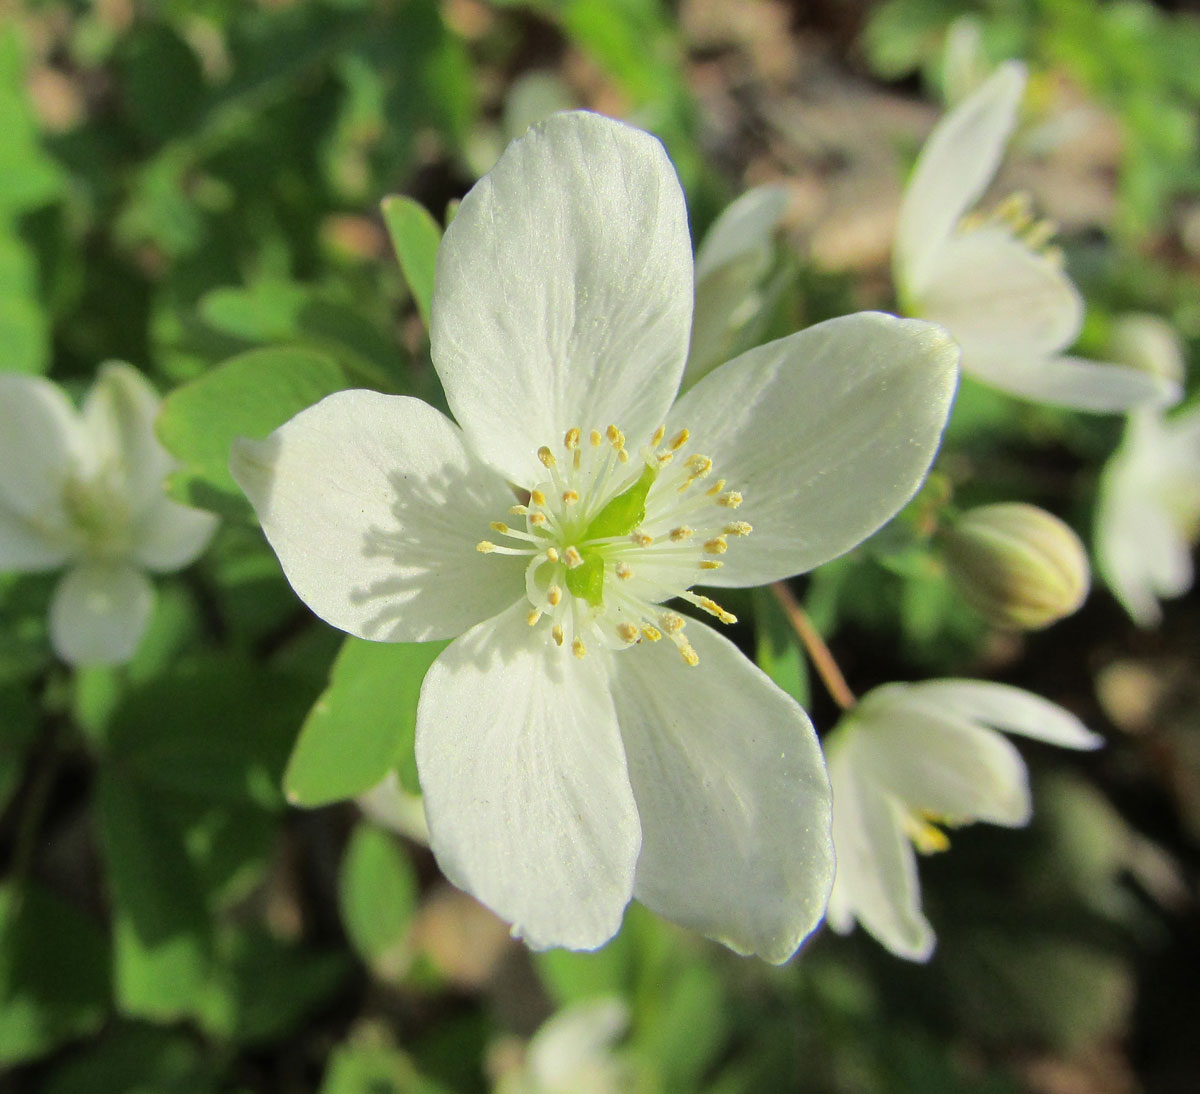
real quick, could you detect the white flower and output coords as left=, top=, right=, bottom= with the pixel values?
left=894, top=62, right=1177, bottom=413
left=1095, top=403, right=1200, bottom=626
left=825, top=679, right=1102, bottom=961
left=0, top=363, right=219, bottom=665
left=231, top=111, right=959, bottom=961
left=495, top=997, right=631, bottom=1094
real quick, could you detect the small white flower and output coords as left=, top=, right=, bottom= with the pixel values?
left=825, top=679, right=1101, bottom=961
left=1095, top=403, right=1200, bottom=626
left=495, top=997, right=631, bottom=1094
left=894, top=62, right=1178, bottom=413
left=0, top=363, right=218, bottom=665
left=231, top=111, right=959, bottom=960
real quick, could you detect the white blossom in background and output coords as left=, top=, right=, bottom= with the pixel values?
left=894, top=62, right=1178, bottom=413
left=232, top=111, right=959, bottom=961
left=494, top=997, right=631, bottom=1094
left=683, top=183, right=790, bottom=388
left=0, top=363, right=218, bottom=665
left=825, top=679, right=1102, bottom=961
left=1095, top=404, right=1200, bottom=626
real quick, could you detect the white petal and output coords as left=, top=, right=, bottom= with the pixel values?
left=920, top=227, right=1082, bottom=360
left=667, top=312, right=959, bottom=588
left=132, top=496, right=219, bottom=573
left=415, top=604, right=640, bottom=951
left=694, top=183, right=790, bottom=282
left=966, top=353, right=1177, bottom=413
left=49, top=561, right=155, bottom=666
left=81, top=362, right=173, bottom=517
left=895, top=61, right=1026, bottom=297
left=853, top=686, right=1032, bottom=827
left=0, top=373, right=81, bottom=566
left=826, top=737, right=935, bottom=961
left=230, top=390, right=526, bottom=643
left=906, top=679, right=1103, bottom=750
left=431, top=111, right=693, bottom=485
left=612, top=622, right=833, bottom=964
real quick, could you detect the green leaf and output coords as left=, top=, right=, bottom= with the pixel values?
left=381, top=195, right=441, bottom=329
left=0, top=882, right=109, bottom=1066
left=41, top=1022, right=222, bottom=1094
left=0, top=234, right=50, bottom=374
left=157, top=345, right=351, bottom=520
left=0, top=679, right=37, bottom=815
left=752, top=587, right=808, bottom=708
left=339, top=823, right=418, bottom=972
left=0, top=28, right=65, bottom=218
left=322, top=1037, right=451, bottom=1094
left=97, top=773, right=213, bottom=1022
left=285, top=636, right=447, bottom=807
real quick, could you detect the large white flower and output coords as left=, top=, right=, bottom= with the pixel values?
left=1095, top=403, right=1200, bottom=626
left=894, top=62, right=1177, bottom=413
left=0, top=363, right=218, bottom=665
left=231, top=111, right=959, bottom=961
left=825, top=679, right=1102, bottom=961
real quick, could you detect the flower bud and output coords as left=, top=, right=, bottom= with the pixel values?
left=941, top=503, right=1090, bottom=630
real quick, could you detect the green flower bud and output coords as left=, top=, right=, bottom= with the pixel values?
left=941, top=503, right=1090, bottom=630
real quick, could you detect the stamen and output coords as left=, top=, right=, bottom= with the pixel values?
left=718, top=491, right=743, bottom=508
left=564, top=427, right=581, bottom=450
left=562, top=489, right=579, bottom=505
left=490, top=521, right=509, bottom=534
left=706, top=478, right=727, bottom=496
left=669, top=428, right=689, bottom=451
left=641, top=625, right=662, bottom=641
left=704, top=536, right=728, bottom=555
left=617, top=622, right=639, bottom=643
left=700, top=560, right=723, bottom=570
left=530, top=489, right=547, bottom=507
left=691, top=594, right=737, bottom=625
left=615, top=562, right=633, bottom=580
left=527, top=609, right=542, bottom=626
left=724, top=521, right=752, bottom=536
left=572, top=637, right=587, bottom=659
left=530, top=512, right=548, bottom=527
left=477, top=540, right=497, bottom=553
left=545, top=547, right=559, bottom=563
left=563, top=546, right=584, bottom=568
left=590, top=429, right=603, bottom=447
left=631, top=531, right=653, bottom=548
left=669, top=526, right=694, bottom=541
left=547, top=585, right=562, bottom=607
left=509, top=504, right=530, bottom=516
left=679, top=642, right=700, bottom=667
left=650, top=425, right=666, bottom=446
left=538, top=446, right=556, bottom=469
left=661, top=612, right=685, bottom=635
left=552, top=624, right=564, bottom=646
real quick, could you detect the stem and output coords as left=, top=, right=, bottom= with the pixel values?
left=770, top=581, right=856, bottom=710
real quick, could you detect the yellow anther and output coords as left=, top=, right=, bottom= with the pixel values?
left=669, top=526, right=694, bottom=542
left=685, top=454, right=712, bottom=475
left=530, top=512, right=548, bottom=527
left=547, top=585, right=562, bottom=607
left=489, top=521, right=509, bottom=534
left=590, top=429, right=603, bottom=447
left=679, top=643, right=700, bottom=667
left=700, top=560, right=723, bottom=570
left=564, top=427, right=581, bottom=450
left=530, top=489, right=547, bottom=507
left=697, top=596, right=737, bottom=625
left=617, top=449, right=630, bottom=463
left=656, top=450, right=675, bottom=466
left=718, top=491, right=743, bottom=508
left=641, top=625, right=662, bottom=642
left=724, top=521, right=752, bottom=536
left=661, top=612, right=685, bottom=635
left=572, top=637, right=587, bottom=659
left=903, top=812, right=951, bottom=855
left=562, top=489, right=579, bottom=505
left=552, top=624, right=564, bottom=646
left=706, top=478, right=727, bottom=496
left=527, top=609, right=543, bottom=626
left=605, top=424, right=623, bottom=447
left=668, top=428, right=689, bottom=451
left=537, top=445, right=557, bottom=468
left=650, top=425, right=666, bottom=446
left=704, top=536, right=728, bottom=555
left=615, top=562, right=634, bottom=580
left=509, top=504, right=530, bottom=516
left=476, top=541, right=497, bottom=553
left=631, top=532, right=653, bottom=548
left=564, top=546, right=584, bottom=569
left=617, top=622, right=639, bottom=643
left=1024, top=218, right=1056, bottom=251
left=545, top=547, right=559, bottom=563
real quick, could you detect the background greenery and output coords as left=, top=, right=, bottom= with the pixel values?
left=2, top=0, right=1198, bottom=1090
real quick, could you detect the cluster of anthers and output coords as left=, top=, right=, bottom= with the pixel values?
left=960, top=191, right=1062, bottom=266
left=477, top=424, right=750, bottom=665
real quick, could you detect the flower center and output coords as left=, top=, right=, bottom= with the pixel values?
left=477, top=424, right=749, bottom=664
left=62, top=468, right=132, bottom=558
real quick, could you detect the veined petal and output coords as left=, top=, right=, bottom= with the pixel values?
left=415, top=604, right=640, bottom=951
left=612, top=622, right=833, bottom=964
left=852, top=686, right=1032, bottom=827
left=230, top=390, right=525, bottom=643
left=920, top=227, right=1082, bottom=360
left=966, top=352, right=1177, bottom=413
left=895, top=61, right=1026, bottom=297
left=49, top=561, right=155, bottom=666
left=904, top=679, right=1102, bottom=750
left=0, top=373, right=81, bottom=563
left=431, top=111, right=693, bottom=485
left=826, top=737, right=934, bottom=961
left=132, top=495, right=219, bottom=573
left=81, top=362, right=173, bottom=517
left=694, top=183, right=789, bottom=282
left=667, top=312, right=958, bottom=588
